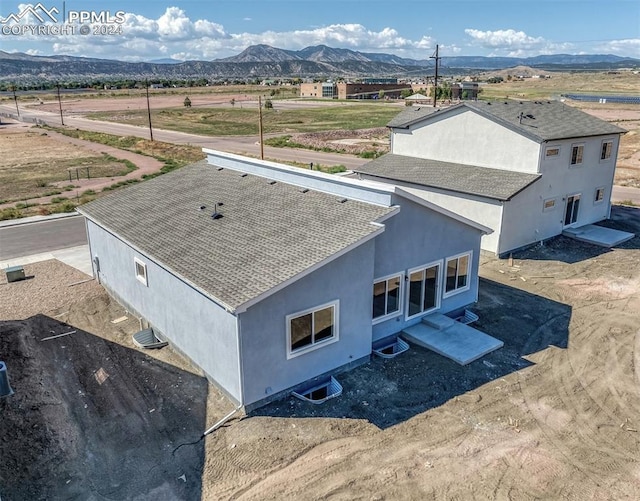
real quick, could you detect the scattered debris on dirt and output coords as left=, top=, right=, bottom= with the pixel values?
left=2, top=207, right=640, bottom=499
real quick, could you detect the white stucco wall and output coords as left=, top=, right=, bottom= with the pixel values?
left=355, top=176, right=504, bottom=254
left=392, top=108, right=541, bottom=173
left=498, top=134, right=619, bottom=254
left=85, top=220, right=243, bottom=402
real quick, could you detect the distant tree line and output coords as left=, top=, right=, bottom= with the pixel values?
left=0, top=77, right=306, bottom=92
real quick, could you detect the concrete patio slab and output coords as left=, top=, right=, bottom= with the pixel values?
left=562, top=224, right=635, bottom=248
left=402, top=313, right=504, bottom=365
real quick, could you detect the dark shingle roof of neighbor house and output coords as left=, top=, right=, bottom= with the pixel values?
left=388, top=100, right=626, bottom=142
left=79, top=161, right=394, bottom=312
left=354, top=154, right=540, bottom=201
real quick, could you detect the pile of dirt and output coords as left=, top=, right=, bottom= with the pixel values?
left=291, top=127, right=389, bottom=156
left=0, top=266, right=213, bottom=500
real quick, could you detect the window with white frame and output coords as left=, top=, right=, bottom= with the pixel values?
left=595, top=187, right=605, bottom=203
left=444, top=252, right=471, bottom=296
left=545, top=147, right=560, bottom=158
left=134, top=257, right=148, bottom=286
left=570, top=144, right=584, bottom=166
left=543, top=198, right=556, bottom=212
left=373, top=274, right=402, bottom=322
left=287, top=301, right=338, bottom=358
left=600, top=140, right=613, bottom=161
left=406, top=262, right=440, bottom=319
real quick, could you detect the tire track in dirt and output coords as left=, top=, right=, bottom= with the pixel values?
left=518, top=299, right=640, bottom=498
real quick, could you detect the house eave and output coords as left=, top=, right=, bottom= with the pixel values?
left=234, top=211, right=398, bottom=314
left=79, top=210, right=239, bottom=314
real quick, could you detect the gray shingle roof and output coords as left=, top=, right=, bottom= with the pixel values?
left=79, top=161, right=394, bottom=311
left=389, top=100, right=626, bottom=142
left=354, top=154, right=540, bottom=201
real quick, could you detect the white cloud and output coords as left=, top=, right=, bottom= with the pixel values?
left=594, top=39, right=640, bottom=58
left=463, top=28, right=588, bottom=57
left=465, top=28, right=544, bottom=50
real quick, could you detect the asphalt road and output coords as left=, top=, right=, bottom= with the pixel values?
left=612, top=185, right=640, bottom=205
left=0, top=216, right=87, bottom=260
left=0, top=104, right=370, bottom=170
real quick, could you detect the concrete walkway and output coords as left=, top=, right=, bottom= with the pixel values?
left=0, top=244, right=92, bottom=276
left=0, top=213, right=92, bottom=276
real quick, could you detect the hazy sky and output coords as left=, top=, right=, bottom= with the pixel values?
left=1, top=0, right=639, bottom=61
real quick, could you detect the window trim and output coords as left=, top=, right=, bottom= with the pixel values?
left=594, top=187, right=605, bottom=204
left=543, top=198, right=557, bottom=212
left=134, top=257, right=148, bottom=286
left=372, top=272, right=404, bottom=324
left=286, top=300, right=339, bottom=359
left=545, top=146, right=560, bottom=158
left=564, top=192, right=582, bottom=227
left=570, top=143, right=585, bottom=167
left=600, top=139, right=613, bottom=162
left=405, top=260, right=442, bottom=321
left=442, top=251, right=472, bottom=299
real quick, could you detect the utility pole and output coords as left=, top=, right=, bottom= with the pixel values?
left=12, top=86, right=20, bottom=117
left=258, top=95, right=264, bottom=160
left=56, top=82, right=64, bottom=125
left=430, top=44, right=440, bottom=107
left=145, top=79, right=154, bottom=141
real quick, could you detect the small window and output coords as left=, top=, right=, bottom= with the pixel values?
left=600, top=140, right=613, bottom=161
left=134, top=257, right=148, bottom=286
left=373, top=274, right=402, bottom=322
left=545, top=147, right=560, bottom=158
left=287, top=301, right=338, bottom=358
left=444, top=252, right=471, bottom=297
left=595, top=187, right=605, bottom=203
left=570, top=144, right=584, bottom=166
left=543, top=198, right=556, bottom=211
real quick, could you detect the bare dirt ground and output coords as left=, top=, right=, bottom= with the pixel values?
left=2, top=207, right=640, bottom=499
left=0, top=121, right=163, bottom=212
left=575, top=104, right=640, bottom=188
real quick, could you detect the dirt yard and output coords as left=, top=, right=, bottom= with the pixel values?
left=1, top=207, right=640, bottom=499
left=0, top=123, right=132, bottom=203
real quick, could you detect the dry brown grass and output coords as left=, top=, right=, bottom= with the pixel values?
left=480, top=70, right=640, bottom=100
left=0, top=128, right=131, bottom=202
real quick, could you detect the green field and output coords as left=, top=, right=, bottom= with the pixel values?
left=87, top=103, right=401, bottom=136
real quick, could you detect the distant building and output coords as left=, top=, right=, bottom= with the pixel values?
left=300, top=80, right=411, bottom=100
left=300, top=82, right=337, bottom=98
left=337, top=82, right=412, bottom=100
left=451, top=82, right=479, bottom=100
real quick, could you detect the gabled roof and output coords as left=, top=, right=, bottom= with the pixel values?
left=388, top=100, right=626, bottom=142
left=405, top=93, right=429, bottom=100
left=79, top=161, right=395, bottom=313
left=354, top=154, right=540, bottom=201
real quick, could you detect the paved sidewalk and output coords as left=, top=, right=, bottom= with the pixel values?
left=1, top=213, right=91, bottom=276
left=0, top=244, right=92, bottom=276
left=0, top=211, right=80, bottom=228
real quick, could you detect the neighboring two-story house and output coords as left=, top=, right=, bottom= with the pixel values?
left=353, top=100, right=626, bottom=256
left=78, top=150, right=490, bottom=411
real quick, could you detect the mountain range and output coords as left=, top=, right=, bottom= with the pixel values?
left=1, top=44, right=638, bottom=83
